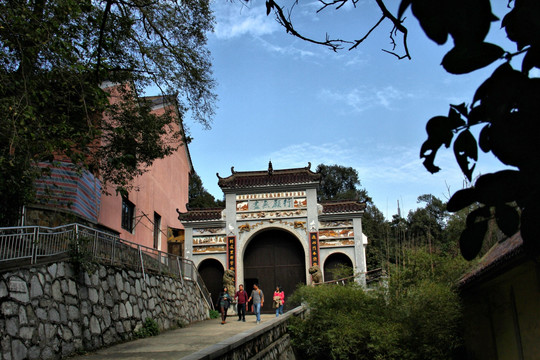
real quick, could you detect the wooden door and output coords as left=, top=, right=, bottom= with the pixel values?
left=243, top=229, right=305, bottom=313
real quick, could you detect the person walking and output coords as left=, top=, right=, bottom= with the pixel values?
left=248, top=283, right=264, bottom=324
left=234, top=284, right=248, bottom=322
left=273, top=285, right=284, bottom=317
left=216, top=287, right=232, bottom=325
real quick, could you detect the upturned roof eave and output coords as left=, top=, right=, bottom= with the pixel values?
left=220, top=181, right=321, bottom=194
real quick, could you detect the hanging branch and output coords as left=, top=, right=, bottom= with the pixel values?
left=267, top=0, right=351, bottom=51
left=264, top=0, right=411, bottom=59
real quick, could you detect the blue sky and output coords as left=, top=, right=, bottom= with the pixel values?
left=186, top=1, right=521, bottom=218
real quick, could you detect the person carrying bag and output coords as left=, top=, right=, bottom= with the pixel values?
left=217, top=286, right=232, bottom=325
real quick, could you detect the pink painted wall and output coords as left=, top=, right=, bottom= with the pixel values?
left=97, top=98, right=191, bottom=251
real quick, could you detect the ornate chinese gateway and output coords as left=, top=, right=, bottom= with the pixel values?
left=178, top=162, right=367, bottom=309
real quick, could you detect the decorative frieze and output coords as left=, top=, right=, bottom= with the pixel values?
left=237, top=220, right=307, bottom=234
left=192, top=245, right=226, bottom=253
left=236, top=191, right=306, bottom=200
left=192, top=236, right=226, bottom=245
left=193, top=228, right=225, bottom=235
left=319, top=239, right=355, bottom=247
left=319, top=229, right=354, bottom=239
left=320, top=220, right=352, bottom=228
left=193, top=227, right=226, bottom=252
left=237, top=209, right=307, bottom=220
left=318, top=219, right=355, bottom=248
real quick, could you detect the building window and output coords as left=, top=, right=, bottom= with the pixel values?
left=121, top=197, right=135, bottom=232
left=153, top=212, right=161, bottom=249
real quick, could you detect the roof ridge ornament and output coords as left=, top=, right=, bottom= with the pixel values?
left=231, top=166, right=236, bottom=174
left=268, top=160, right=273, bottom=175
left=306, top=162, right=311, bottom=170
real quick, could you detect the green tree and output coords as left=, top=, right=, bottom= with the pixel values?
left=363, top=203, right=389, bottom=269
left=0, top=0, right=216, bottom=225
left=188, top=172, right=224, bottom=209
left=316, top=163, right=389, bottom=269
left=407, top=194, right=447, bottom=253
left=316, top=164, right=371, bottom=203
left=257, top=0, right=539, bottom=259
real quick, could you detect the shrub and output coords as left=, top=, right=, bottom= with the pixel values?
left=134, top=318, right=160, bottom=338
left=288, top=253, right=466, bottom=359
left=68, top=235, right=98, bottom=275
left=209, top=309, right=220, bottom=319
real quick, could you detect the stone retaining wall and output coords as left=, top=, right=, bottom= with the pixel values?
left=0, top=261, right=208, bottom=360
left=182, top=306, right=306, bottom=360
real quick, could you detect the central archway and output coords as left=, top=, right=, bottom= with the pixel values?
left=243, top=229, right=306, bottom=313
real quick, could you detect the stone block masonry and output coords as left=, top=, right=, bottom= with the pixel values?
left=0, top=262, right=208, bottom=360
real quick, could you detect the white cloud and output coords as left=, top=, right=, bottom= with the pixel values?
left=258, top=38, right=317, bottom=58
left=260, top=140, right=355, bottom=169
left=319, top=85, right=413, bottom=113
left=212, top=1, right=279, bottom=39
left=344, top=55, right=368, bottom=67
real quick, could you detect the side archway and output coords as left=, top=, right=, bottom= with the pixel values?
left=323, top=252, right=353, bottom=282
left=198, top=258, right=224, bottom=308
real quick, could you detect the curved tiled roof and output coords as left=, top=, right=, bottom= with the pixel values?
left=321, top=200, right=366, bottom=214
left=176, top=208, right=224, bottom=222
left=218, top=162, right=320, bottom=189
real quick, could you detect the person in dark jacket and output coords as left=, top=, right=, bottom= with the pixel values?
left=217, top=287, right=232, bottom=324
left=234, top=284, right=248, bottom=322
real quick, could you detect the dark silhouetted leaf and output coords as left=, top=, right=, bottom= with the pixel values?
left=412, top=0, right=448, bottom=45
left=473, top=63, right=517, bottom=105
left=446, top=0, right=496, bottom=46
left=503, top=1, right=540, bottom=51
left=466, top=206, right=491, bottom=228
left=453, top=129, right=477, bottom=181
left=447, top=188, right=477, bottom=212
left=474, top=170, right=522, bottom=205
left=460, top=220, right=488, bottom=260
left=467, top=105, right=486, bottom=126
left=421, top=114, right=464, bottom=174
left=420, top=139, right=442, bottom=174
left=450, top=103, right=468, bottom=117
left=447, top=107, right=466, bottom=130
left=522, top=46, right=540, bottom=74
left=442, top=43, right=504, bottom=74
left=398, top=0, right=412, bottom=20
left=489, top=112, right=536, bottom=169
left=478, top=124, right=491, bottom=152
left=425, top=115, right=455, bottom=147
left=495, top=204, right=520, bottom=237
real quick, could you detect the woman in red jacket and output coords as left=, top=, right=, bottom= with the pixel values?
left=273, top=285, right=285, bottom=317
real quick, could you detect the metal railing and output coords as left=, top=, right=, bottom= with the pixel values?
left=314, top=268, right=386, bottom=286
left=0, top=223, right=213, bottom=310
left=0, top=224, right=76, bottom=264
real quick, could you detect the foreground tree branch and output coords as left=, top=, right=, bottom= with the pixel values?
left=261, top=0, right=411, bottom=59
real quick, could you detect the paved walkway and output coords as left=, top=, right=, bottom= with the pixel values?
left=71, top=314, right=277, bottom=360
